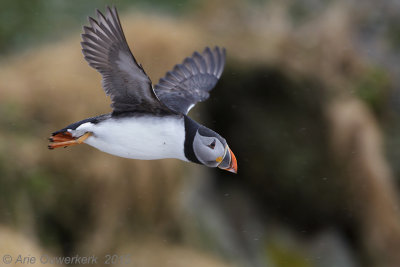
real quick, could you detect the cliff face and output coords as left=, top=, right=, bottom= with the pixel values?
left=1, top=1, right=400, bottom=267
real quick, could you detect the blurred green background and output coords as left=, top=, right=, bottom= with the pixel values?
left=1, top=0, right=400, bottom=266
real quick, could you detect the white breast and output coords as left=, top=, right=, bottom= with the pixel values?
left=71, top=116, right=188, bottom=161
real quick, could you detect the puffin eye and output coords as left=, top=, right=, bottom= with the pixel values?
left=207, top=139, right=216, bottom=149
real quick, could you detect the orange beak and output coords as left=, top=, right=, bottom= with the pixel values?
left=219, top=147, right=237, bottom=174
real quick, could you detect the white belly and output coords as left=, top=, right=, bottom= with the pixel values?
left=71, top=116, right=187, bottom=161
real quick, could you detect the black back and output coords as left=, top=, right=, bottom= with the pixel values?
left=52, top=114, right=110, bottom=136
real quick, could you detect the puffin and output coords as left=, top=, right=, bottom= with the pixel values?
left=48, top=6, right=237, bottom=173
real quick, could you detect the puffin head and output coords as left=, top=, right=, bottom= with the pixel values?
left=192, top=127, right=237, bottom=173
left=184, top=116, right=237, bottom=173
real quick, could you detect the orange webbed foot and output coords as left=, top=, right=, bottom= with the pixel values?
left=48, top=132, right=92, bottom=150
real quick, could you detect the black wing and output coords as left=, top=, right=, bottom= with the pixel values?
left=154, top=47, right=226, bottom=114
left=81, top=6, right=172, bottom=115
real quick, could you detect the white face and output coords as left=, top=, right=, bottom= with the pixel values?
left=193, top=131, right=227, bottom=167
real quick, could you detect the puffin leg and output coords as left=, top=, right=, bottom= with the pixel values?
left=48, top=132, right=92, bottom=150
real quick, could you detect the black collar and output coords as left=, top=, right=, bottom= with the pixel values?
left=183, top=116, right=201, bottom=164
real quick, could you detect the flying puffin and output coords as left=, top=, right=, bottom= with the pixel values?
left=48, top=6, right=237, bottom=173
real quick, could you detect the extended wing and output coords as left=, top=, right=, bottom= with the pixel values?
left=81, top=6, right=172, bottom=115
left=154, top=47, right=226, bottom=114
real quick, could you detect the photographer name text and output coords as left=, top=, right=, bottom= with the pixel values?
left=2, top=254, right=131, bottom=265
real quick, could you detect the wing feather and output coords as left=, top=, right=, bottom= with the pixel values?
left=81, top=6, right=171, bottom=115
left=154, top=46, right=226, bottom=114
